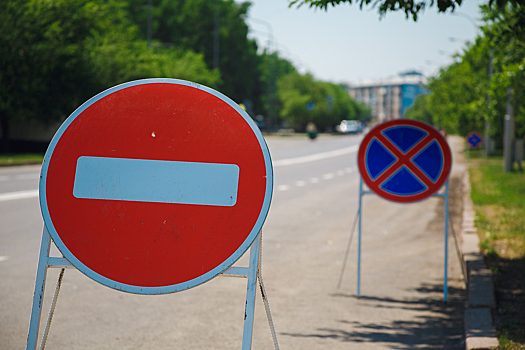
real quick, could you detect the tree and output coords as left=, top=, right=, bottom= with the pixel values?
left=404, top=94, right=433, bottom=124
left=126, top=0, right=263, bottom=114
left=289, top=0, right=521, bottom=20
left=276, top=72, right=363, bottom=131
left=0, top=0, right=218, bottom=152
left=402, top=2, right=525, bottom=150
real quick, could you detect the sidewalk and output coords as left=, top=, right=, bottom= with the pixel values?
left=448, top=135, right=499, bottom=350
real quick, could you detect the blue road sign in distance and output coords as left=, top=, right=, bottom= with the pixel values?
left=466, top=132, right=483, bottom=149
left=358, top=119, right=452, bottom=203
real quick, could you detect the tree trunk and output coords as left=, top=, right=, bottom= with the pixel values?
left=0, top=110, right=9, bottom=153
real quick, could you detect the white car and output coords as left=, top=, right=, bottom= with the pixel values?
left=337, top=120, right=363, bottom=134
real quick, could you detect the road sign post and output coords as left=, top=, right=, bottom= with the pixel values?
left=466, top=131, right=484, bottom=159
left=27, top=79, right=274, bottom=349
left=355, top=119, right=452, bottom=300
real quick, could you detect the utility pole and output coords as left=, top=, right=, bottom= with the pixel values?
left=147, top=0, right=152, bottom=48
left=485, top=47, right=493, bottom=157
left=213, top=0, right=220, bottom=79
left=504, top=87, right=515, bottom=172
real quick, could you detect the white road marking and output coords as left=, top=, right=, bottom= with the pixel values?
left=0, top=256, right=9, bottom=262
left=0, top=190, right=39, bottom=202
left=277, top=185, right=290, bottom=191
left=276, top=166, right=358, bottom=192
left=15, top=174, right=40, bottom=180
left=273, top=145, right=358, bottom=167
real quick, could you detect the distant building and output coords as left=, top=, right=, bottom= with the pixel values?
left=348, top=72, right=429, bottom=122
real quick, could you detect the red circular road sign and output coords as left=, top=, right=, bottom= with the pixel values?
left=39, top=79, right=273, bottom=294
left=357, top=119, right=451, bottom=203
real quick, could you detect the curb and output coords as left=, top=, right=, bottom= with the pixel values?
left=460, top=170, right=499, bottom=350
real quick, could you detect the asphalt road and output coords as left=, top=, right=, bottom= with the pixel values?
left=0, top=134, right=465, bottom=349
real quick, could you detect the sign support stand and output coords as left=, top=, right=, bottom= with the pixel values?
left=27, top=228, right=264, bottom=350
left=357, top=177, right=364, bottom=298
left=351, top=178, right=451, bottom=301
left=27, top=226, right=73, bottom=350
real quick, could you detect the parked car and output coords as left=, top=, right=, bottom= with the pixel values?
left=336, top=120, right=363, bottom=134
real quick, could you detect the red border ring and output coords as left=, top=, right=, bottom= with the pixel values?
left=357, top=119, right=452, bottom=203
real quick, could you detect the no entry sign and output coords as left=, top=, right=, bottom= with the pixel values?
left=39, top=79, right=273, bottom=294
left=357, top=119, right=451, bottom=203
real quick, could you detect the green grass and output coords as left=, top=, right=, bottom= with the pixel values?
left=0, top=154, right=44, bottom=166
left=469, top=156, right=525, bottom=348
left=470, top=159, right=525, bottom=259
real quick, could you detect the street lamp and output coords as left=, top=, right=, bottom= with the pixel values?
left=452, top=12, right=494, bottom=157
left=242, top=15, right=276, bottom=131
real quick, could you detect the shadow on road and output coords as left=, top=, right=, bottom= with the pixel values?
left=281, top=282, right=465, bottom=349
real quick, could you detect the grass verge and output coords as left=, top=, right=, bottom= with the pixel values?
left=0, top=154, right=44, bottom=166
left=469, top=157, right=525, bottom=349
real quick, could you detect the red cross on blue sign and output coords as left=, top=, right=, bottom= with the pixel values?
left=358, top=119, right=452, bottom=203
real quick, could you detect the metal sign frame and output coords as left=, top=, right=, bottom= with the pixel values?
left=352, top=120, right=453, bottom=301
left=355, top=178, right=451, bottom=301
left=27, top=229, right=263, bottom=350
left=27, top=78, right=275, bottom=349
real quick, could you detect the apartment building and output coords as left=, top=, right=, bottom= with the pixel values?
left=348, top=72, right=429, bottom=122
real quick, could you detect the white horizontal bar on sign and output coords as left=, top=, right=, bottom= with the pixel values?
left=73, top=156, right=240, bottom=206
left=273, top=145, right=358, bottom=167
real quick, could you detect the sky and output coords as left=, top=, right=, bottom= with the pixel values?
left=235, top=0, right=485, bottom=85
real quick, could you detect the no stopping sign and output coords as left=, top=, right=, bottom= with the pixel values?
left=357, top=119, right=451, bottom=203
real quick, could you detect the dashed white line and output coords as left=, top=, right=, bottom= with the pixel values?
left=273, top=145, right=359, bottom=167
left=277, top=185, right=290, bottom=191
left=277, top=167, right=357, bottom=192
left=0, top=189, right=39, bottom=202
left=15, top=174, right=40, bottom=180
left=0, top=256, right=9, bottom=262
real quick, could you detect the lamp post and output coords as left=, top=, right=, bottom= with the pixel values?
left=147, top=0, right=152, bottom=48
left=452, top=12, right=494, bottom=157
left=243, top=15, right=276, bottom=131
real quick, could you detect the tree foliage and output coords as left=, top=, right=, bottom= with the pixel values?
left=0, top=0, right=218, bottom=151
left=0, top=0, right=367, bottom=151
left=126, top=0, right=262, bottom=115
left=406, top=2, right=525, bottom=150
left=289, top=0, right=520, bottom=20
left=277, top=72, right=368, bottom=131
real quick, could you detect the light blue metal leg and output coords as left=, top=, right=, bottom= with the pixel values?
left=241, top=231, right=261, bottom=350
left=27, top=226, right=51, bottom=350
left=357, top=177, right=363, bottom=298
left=443, top=180, right=450, bottom=301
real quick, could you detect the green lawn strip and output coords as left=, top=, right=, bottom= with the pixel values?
left=469, top=158, right=525, bottom=349
left=0, top=154, right=44, bottom=166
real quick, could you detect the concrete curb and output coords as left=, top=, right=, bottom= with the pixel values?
left=460, top=170, right=499, bottom=350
